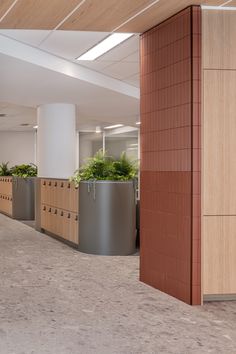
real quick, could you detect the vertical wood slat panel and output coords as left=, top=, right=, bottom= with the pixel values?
left=140, top=6, right=201, bottom=305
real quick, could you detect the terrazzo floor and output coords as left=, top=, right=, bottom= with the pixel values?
left=0, top=213, right=236, bottom=354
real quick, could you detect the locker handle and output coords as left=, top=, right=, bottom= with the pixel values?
left=67, top=183, right=71, bottom=189
left=48, top=181, right=51, bottom=186
left=61, top=182, right=64, bottom=187
left=54, top=209, right=57, bottom=214
left=48, top=208, right=51, bottom=213
left=43, top=181, right=46, bottom=186
left=60, top=211, right=64, bottom=216
left=67, top=213, right=71, bottom=219
left=43, top=206, right=46, bottom=211
left=54, top=182, right=57, bottom=187
left=75, top=215, right=78, bottom=221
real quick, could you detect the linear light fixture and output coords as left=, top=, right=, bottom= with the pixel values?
left=201, top=5, right=236, bottom=10
left=104, top=124, right=124, bottom=130
left=76, top=33, right=134, bottom=61
left=33, top=125, right=38, bottom=129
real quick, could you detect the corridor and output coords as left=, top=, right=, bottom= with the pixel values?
left=0, top=213, right=236, bottom=354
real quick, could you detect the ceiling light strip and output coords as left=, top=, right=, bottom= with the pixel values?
left=54, top=0, right=87, bottom=30
left=112, top=0, right=160, bottom=32
left=202, top=5, right=236, bottom=10
left=0, top=0, right=18, bottom=23
left=104, top=124, right=124, bottom=130
left=76, top=33, right=133, bottom=60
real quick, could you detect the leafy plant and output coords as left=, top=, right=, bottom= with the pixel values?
left=0, top=162, right=11, bottom=176
left=10, top=163, right=37, bottom=178
left=71, top=150, right=138, bottom=186
left=112, top=152, right=137, bottom=181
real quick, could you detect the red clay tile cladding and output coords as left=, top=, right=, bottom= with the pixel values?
left=140, top=6, right=201, bottom=305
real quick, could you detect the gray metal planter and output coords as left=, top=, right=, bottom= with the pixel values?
left=79, top=180, right=136, bottom=255
left=12, top=177, right=35, bottom=220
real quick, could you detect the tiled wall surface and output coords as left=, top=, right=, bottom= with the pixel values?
left=140, top=6, right=201, bottom=305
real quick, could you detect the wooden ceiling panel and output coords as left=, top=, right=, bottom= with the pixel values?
left=0, top=0, right=82, bottom=29
left=0, top=0, right=15, bottom=19
left=224, top=0, right=236, bottom=6
left=59, top=0, right=153, bottom=31
left=118, top=0, right=224, bottom=33
left=0, top=0, right=230, bottom=33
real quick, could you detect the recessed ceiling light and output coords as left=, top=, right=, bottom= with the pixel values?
left=136, top=121, right=141, bottom=125
left=104, top=124, right=124, bottom=130
left=95, top=126, right=102, bottom=133
left=33, top=125, right=38, bottom=129
left=76, top=33, right=134, bottom=61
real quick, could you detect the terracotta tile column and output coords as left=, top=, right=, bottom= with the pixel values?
left=140, top=6, right=201, bottom=305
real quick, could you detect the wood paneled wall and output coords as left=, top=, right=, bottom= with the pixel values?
left=202, top=9, right=236, bottom=296
left=140, top=6, right=201, bottom=305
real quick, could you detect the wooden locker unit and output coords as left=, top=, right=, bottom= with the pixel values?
left=0, top=177, right=13, bottom=217
left=40, top=178, right=79, bottom=246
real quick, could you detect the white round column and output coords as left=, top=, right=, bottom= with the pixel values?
left=37, top=103, right=76, bottom=178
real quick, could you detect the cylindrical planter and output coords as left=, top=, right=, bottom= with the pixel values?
left=12, top=177, right=35, bottom=220
left=79, top=181, right=136, bottom=255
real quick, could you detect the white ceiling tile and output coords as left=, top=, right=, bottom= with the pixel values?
left=122, top=50, right=139, bottom=63
left=101, top=62, right=139, bottom=80
left=40, top=30, right=109, bottom=60
left=123, top=74, right=140, bottom=88
left=0, top=30, right=51, bottom=47
left=77, top=60, right=114, bottom=71
left=97, top=35, right=139, bottom=62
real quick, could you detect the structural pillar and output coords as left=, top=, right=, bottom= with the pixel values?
left=37, top=103, right=76, bottom=178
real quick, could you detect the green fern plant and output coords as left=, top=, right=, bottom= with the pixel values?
left=0, top=162, right=11, bottom=176
left=70, top=150, right=138, bottom=186
left=10, top=163, right=37, bottom=178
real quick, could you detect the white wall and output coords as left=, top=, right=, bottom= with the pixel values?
left=0, top=131, right=36, bottom=166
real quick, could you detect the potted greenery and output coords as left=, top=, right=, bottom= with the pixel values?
left=71, top=150, right=138, bottom=255
left=10, top=164, right=37, bottom=220
left=10, top=163, right=37, bottom=178
left=0, top=162, right=37, bottom=220
left=0, top=162, right=11, bottom=176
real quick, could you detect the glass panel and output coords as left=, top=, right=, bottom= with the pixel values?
left=79, top=132, right=103, bottom=167
left=105, top=130, right=138, bottom=161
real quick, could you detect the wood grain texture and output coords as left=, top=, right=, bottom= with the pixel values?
left=0, top=0, right=81, bottom=29
left=59, top=0, right=153, bottom=31
left=0, top=0, right=223, bottom=32
left=40, top=178, right=79, bottom=245
left=140, top=6, right=202, bottom=305
left=223, top=0, right=236, bottom=6
left=203, top=9, right=236, bottom=70
left=0, top=0, right=15, bottom=19
left=119, top=0, right=223, bottom=32
left=203, top=216, right=236, bottom=294
left=0, top=177, right=13, bottom=216
left=203, top=70, right=236, bottom=215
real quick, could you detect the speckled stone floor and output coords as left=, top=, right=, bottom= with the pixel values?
left=0, top=214, right=236, bottom=354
